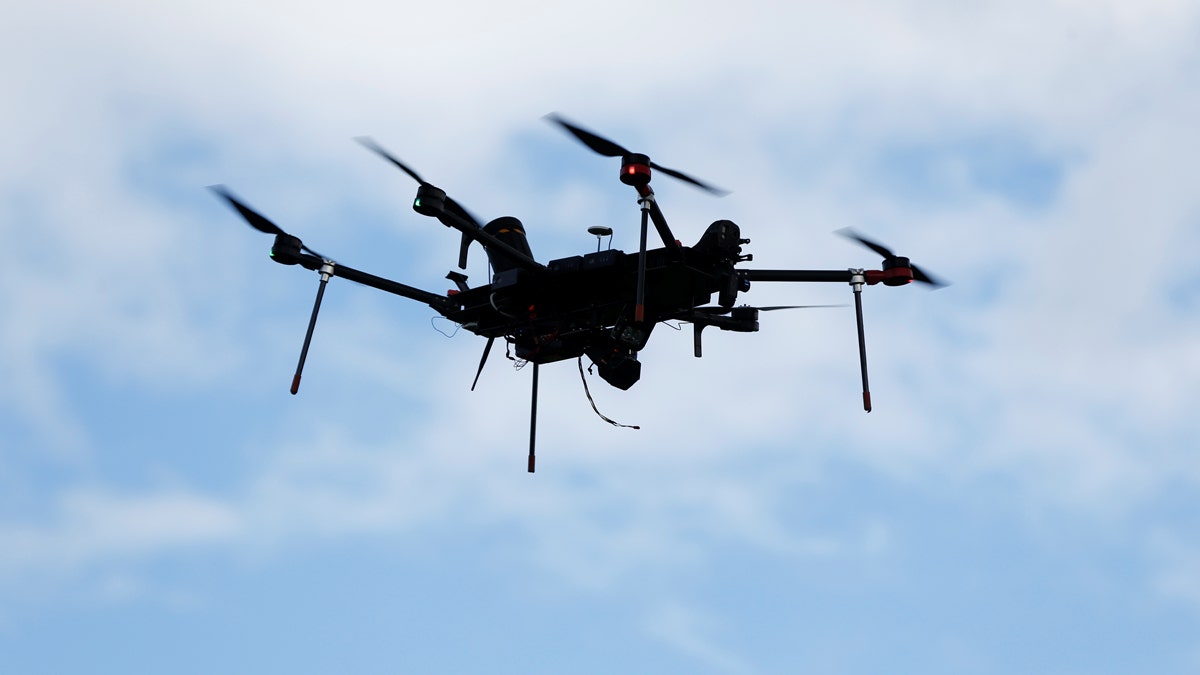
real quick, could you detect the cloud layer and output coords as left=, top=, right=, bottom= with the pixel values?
left=3, top=1, right=1199, bottom=672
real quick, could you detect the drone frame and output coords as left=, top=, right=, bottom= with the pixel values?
left=211, top=116, right=943, bottom=472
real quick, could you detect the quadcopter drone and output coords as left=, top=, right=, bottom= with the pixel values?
left=211, top=114, right=944, bottom=472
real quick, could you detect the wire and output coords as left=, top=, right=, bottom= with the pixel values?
left=489, top=292, right=519, bottom=319
left=577, top=357, right=640, bottom=430
left=503, top=340, right=528, bottom=371
left=431, top=316, right=460, bottom=338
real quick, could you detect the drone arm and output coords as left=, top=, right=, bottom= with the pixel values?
left=741, top=269, right=855, bottom=283
left=744, top=268, right=921, bottom=287
left=744, top=267, right=876, bottom=413
left=294, top=253, right=454, bottom=312
left=636, top=186, right=682, bottom=253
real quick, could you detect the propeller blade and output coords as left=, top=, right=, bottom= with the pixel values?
left=209, top=185, right=286, bottom=236
left=545, top=113, right=727, bottom=195
left=909, top=264, right=947, bottom=289
left=544, top=113, right=629, bottom=157
left=692, top=304, right=845, bottom=315
left=209, top=185, right=328, bottom=259
left=758, top=304, right=846, bottom=311
left=354, top=136, right=427, bottom=185
left=444, top=196, right=482, bottom=230
left=357, top=137, right=485, bottom=233
left=650, top=162, right=729, bottom=196
left=837, top=228, right=895, bottom=259
left=836, top=228, right=947, bottom=288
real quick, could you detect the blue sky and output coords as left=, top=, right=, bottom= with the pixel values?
left=3, top=1, right=1200, bottom=673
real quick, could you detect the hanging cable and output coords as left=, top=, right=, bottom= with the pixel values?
left=577, top=357, right=640, bottom=430
left=504, top=339, right=528, bottom=371
left=430, top=316, right=460, bottom=338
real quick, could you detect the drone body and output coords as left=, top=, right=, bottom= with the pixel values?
left=212, top=115, right=943, bottom=471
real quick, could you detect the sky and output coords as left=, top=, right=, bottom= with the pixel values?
left=2, top=1, right=1199, bottom=672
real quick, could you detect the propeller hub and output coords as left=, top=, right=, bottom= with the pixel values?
left=620, top=153, right=652, bottom=187
left=413, top=184, right=447, bottom=217
left=881, top=256, right=914, bottom=285
left=270, top=234, right=303, bottom=265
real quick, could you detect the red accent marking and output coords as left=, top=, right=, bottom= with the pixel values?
left=527, top=455, right=536, bottom=473
left=447, top=289, right=460, bottom=296
left=868, top=267, right=916, bottom=286
left=863, top=391, right=872, bottom=412
left=635, top=305, right=645, bottom=323
left=884, top=267, right=914, bottom=286
left=290, top=374, right=301, bottom=395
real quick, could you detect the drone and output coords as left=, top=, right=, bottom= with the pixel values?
left=211, top=114, right=944, bottom=472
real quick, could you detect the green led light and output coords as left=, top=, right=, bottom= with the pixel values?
left=414, top=198, right=422, bottom=208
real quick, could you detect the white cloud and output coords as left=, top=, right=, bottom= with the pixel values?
left=0, top=489, right=240, bottom=574
left=643, top=601, right=755, bottom=675
left=1, top=5, right=1199, bottom=655
left=1149, top=528, right=1200, bottom=608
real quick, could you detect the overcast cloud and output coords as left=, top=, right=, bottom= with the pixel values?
left=2, top=1, right=1199, bottom=673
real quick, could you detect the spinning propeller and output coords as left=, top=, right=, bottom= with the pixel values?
left=209, top=185, right=333, bottom=396
left=356, top=136, right=483, bottom=269
left=686, top=304, right=844, bottom=358
left=837, top=228, right=946, bottom=288
left=545, top=114, right=728, bottom=196
left=208, top=185, right=327, bottom=261
left=691, top=304, right=844, bottom=314
left=835, top=228, right=946, bottom=411
left=546, top=113, right=728, bottom=325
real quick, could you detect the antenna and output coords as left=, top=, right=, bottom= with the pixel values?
left=588, top=225, right=613, bottom=252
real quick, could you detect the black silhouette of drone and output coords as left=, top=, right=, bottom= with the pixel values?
left=211, top=115, right=944, bottom=472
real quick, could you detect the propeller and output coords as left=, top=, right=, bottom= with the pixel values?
left=691, top=304, right=845, bottom=315
left=685, top=305, right=844, bottom=358
left=835, top=229, right=946, bottom=413
left=208, top=185, right=334, bottom=395
left=544, top=113, right=728, bottom=195
left=208, top=185, right=327, bottom=260
left=836, top=228, right=946, bottom=288
left=546, top=114, right=729, bottom=325
left=355, top=136, right=483, bottom=269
